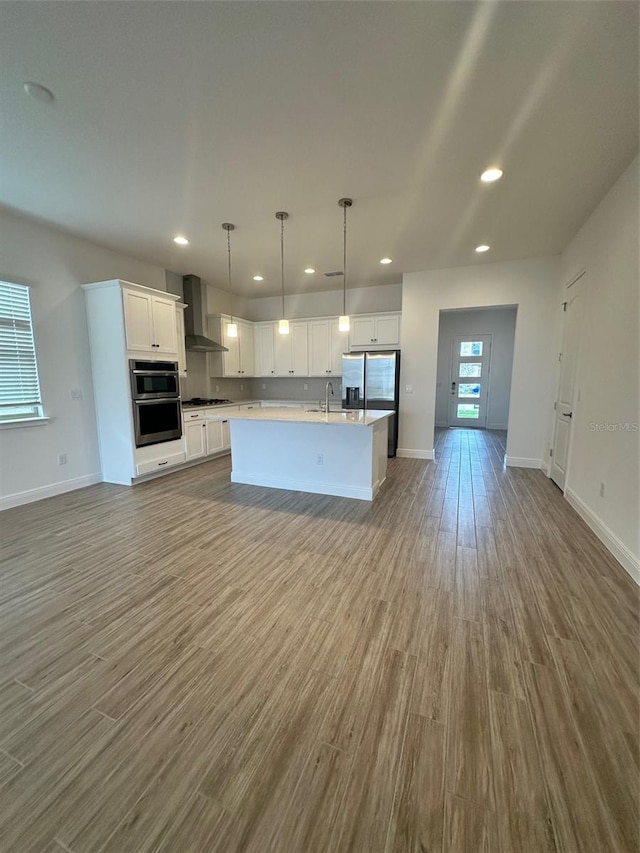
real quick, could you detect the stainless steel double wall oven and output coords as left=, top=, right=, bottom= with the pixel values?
left=129, top=360, right=182, bottom=447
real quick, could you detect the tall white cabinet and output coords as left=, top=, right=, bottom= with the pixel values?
left=83, top=279, right=184, bottom=486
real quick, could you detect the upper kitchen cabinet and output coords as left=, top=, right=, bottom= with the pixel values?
left=308, top=318, right=349, bottom=376
left=349, top=313, right=401, bottom=349
left=209, top=315, right=255, bottom=377
left=123, top=287, right=179, bottom=356
left=254, top=322, right=276, bottom=377
left=274, top=321, right=308, bottom=376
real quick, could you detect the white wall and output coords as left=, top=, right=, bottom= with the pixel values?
left=247, top=282, right=402, bottom=322
left=558, top=155, right=639, bottom=576
left=400, top=257, right=559, bottom=463
left=435, top=306, right=517, bottom=429
left=0, top=208, right=168, bottom=507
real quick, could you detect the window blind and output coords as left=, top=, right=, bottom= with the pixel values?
left=0, top=281, right=43, bottom=420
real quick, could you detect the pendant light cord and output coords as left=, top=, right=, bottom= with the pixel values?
left=227, top=227, right=234, bottom=326
left=280, top=216, right=285, bottom=319
left=343, top=203, right=347, bottom=316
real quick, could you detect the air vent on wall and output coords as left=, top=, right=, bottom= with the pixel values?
left=324, top=270, right=344, bottom=277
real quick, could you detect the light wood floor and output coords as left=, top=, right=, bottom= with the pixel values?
left=0, top=428, right=638, bottom=852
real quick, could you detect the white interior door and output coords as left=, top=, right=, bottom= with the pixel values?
left=448, top=334, right=492, bottom=427
left=550, top=274, right=585, bottom=490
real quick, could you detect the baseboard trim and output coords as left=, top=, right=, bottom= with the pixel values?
left=396, top=448, right=434, bottom=460
left=1, top=473, right=103, bottom=511
left=230, top=471, right=377, bottom=501
left=487, top=422, right=508, bottom=431
left=540, top=459, right=550, bottom=476
left=505, top=456, right=542, bottom=469
left=565, top=488, right=640, bottom=585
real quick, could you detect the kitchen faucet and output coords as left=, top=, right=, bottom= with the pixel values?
left=324, top=380, right=334, bottom=418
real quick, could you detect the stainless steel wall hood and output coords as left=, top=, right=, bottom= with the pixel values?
left=182, top=274, right=228, bottom=352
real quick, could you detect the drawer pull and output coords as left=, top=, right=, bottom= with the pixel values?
left=158, top=461, right=168, bottom=466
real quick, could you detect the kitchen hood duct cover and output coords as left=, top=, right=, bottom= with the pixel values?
left=183, top=274, right=228, bottom=352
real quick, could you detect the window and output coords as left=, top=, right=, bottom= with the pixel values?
left=0, top=281, right=44, bottom=422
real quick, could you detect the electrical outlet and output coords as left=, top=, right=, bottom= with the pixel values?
left=261, top=383, right=266, bottom=390
left=303, top=383, right=309, bottom=391
left=58, top=453, right=67, bottom=465
left=240, top=384, right=244, bottom=391
left=71, top=389, right=83, bottom=400
left=600, top=482, right=605, bottom=498
left=405, top=384, right=413, bottom=394
left=215, top=384, right=220, bottom=392
left=316, top=453, right=324, bottom=465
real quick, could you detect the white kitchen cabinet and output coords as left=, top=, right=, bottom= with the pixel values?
left=123, top=288, right=178, bottom=356
left=254, top=323, right=276, bottom=376
left=274, top=321, right=309, bottom=376
left=184, top=415, right=207, bottom=460
left=83, top=279, right=182, bottom=486
left=350, top=313, right=401, bottom=348
left=308, top=318, right=349, bottom=376
left=205, top=419, right=224, bottom=455
left=176, top=303, right=187, bottom=376
left=210, top=316, right=255, bottom=377
left=134, top=440, right=186, bottom=476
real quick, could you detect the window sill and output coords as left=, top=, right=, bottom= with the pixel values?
left=0, top=417, right=51, bottom=430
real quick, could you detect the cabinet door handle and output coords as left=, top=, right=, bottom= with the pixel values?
left=158, top=461, right=168, bottom=466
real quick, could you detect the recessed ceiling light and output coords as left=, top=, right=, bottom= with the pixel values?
left=380, top=257, right=393, bottom=265
left=304, top=268, right=315, bottom=274
left=173, top=235, right=189, bottom=246
left=23, top=81, right=55, bottom=103
left=480, top=167, right=503, bottom=183
left=475, top=244, right=490, bottom=253
left=253, top=275, right=264, bottom=281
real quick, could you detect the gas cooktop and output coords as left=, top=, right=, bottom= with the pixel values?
left=182, top=397, right=235, bottom=407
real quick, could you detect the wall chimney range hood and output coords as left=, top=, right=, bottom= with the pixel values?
left=182, top=274, right=228, bottom=352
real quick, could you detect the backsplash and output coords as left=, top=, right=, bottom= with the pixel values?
left=250, top=377, right=343, bottom=403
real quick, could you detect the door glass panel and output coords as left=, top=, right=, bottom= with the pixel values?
left=458, top=383, right=480, bottom=398
left=458, top=362, right=481, bottom=377
left=457, top=404, right=480, bottom=419
left=460, top=341, right=483, bottom=356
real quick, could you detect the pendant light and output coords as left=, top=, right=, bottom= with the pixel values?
left=338, top=197, right=353, bottom=332
left=221, top=222, right=238, bottom=337
left=276, top=211, right=290, bottom=334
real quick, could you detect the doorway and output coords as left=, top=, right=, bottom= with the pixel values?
left=448, top=333, right=492, bottom=427
left=435, top=306, right=517, bottom=434
left=549, top=272, right=585, bottom=490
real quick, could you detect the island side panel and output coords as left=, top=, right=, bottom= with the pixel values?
left=229, top=419, right=376, bottom=500
left=372, top=417, right=389, bottom=496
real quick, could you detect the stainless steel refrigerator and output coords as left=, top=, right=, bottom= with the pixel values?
left=342, top=350, right=401, bottom=457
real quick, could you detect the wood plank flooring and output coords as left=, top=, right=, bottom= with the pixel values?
left=0, top=427, right=638, bottom=852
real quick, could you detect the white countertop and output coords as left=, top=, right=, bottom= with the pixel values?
left=221, top=408, right=394, bottom=426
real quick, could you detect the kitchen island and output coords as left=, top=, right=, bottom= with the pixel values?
left=225, top=408, right=393, bottom=500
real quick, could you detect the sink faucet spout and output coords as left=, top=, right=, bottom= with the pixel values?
left=325, top=381, right=334, bottom=419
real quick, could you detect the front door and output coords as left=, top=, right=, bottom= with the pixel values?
left=448, top=334, right=492, bottom=428
left=550, top=273, right=585, bottom=489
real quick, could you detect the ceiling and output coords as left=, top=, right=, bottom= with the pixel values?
left=1, top=2, right=638, bottom=298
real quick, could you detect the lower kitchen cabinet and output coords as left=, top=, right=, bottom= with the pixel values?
left=184, top=418, right=207, bottom=460
left=205, top=419, right=224, bottom=454
left=183, top=407, right=236, bottom=461
left=134, top=440, right=186, bottom=476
